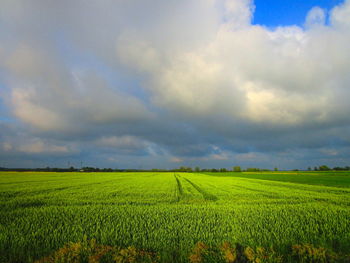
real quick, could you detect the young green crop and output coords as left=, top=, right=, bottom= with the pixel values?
left=0, top=171, right=349, bottom=262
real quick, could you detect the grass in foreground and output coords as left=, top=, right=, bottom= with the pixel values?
left=34, top=238, right=349, bottom=263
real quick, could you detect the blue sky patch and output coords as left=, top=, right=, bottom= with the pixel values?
left=253, top=0, right=344, bottom=27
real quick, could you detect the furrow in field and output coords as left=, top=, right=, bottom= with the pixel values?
left=230, top=177, right=350, bottom=196
left=181, top=173, right=283, bottom=201
left=179, top=176, right=218, bottom=201
left=223, top=177, right=350, bottom=206
left=174, top=174, right=184, bottom=202
left=250, top=179, right=350, bottom=195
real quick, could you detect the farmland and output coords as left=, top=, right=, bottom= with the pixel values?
left=0, top=171, right=349, bottom=262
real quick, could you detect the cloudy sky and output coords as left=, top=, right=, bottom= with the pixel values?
left=1, top=0, right=350, bottom=169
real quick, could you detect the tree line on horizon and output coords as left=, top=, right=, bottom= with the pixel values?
left=0, top=165, right=350, bottom=172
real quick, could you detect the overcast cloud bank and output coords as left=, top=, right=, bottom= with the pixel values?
left=1, top=0, right=350, bottom=169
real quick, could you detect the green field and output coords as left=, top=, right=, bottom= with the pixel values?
left=0, top=171, right=349, bottom=262
left=205, top=171, right=350, bottom=188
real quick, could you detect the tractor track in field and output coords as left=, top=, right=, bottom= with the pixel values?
left=228, top=184, right=281, bottom=199
left=252, top=180, right=350, bottom=195
left=174, top=174, right=184, bottom=201
left=181, top=176, right=218, bottom=201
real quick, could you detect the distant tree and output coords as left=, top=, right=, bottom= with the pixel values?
left=308, top=167, right=311, bottom=171
left=314, top=167, right=318, bottom=171
left=220, top=168, right=227, bottom=172
left=233, top=166, right=241, bottom=172
left=177, top=166, right=193, bottom=172
left=246, top=168, right=259, bottom=172
left=101, top=168, right=113, bottom=172
left=333, top=167, right=343, bottom=171
left=274, top=167, right=278, bottom=171
left=195, top=167, right=200, bottom=172
left=82, top=167, right=99, bottom=172
left=319, top=165, right=330, bottom=171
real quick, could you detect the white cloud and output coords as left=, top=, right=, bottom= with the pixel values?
left=18, top=140, right=70, bottom=154
left=117, top=0, right=350, bottom=128
left=223, top=0, right=254, bottom=28
left=305, top=7, right=326, bottom=28
left=5, top=0, right=350, bottom=131
left=3, top=44, right=153, bottom=132
left=2, top=142, right=13, bottom=151
left=331, top=0, right=350, bottom=28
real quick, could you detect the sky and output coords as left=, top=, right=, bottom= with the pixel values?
left=1, top=0, right=350, bottom=170
left=253, top=0, right=344, bottom=26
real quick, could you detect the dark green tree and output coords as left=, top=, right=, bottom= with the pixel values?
left=233, top=166, right=241, bottom=172
left=319, top=165, right=330, bottom=171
